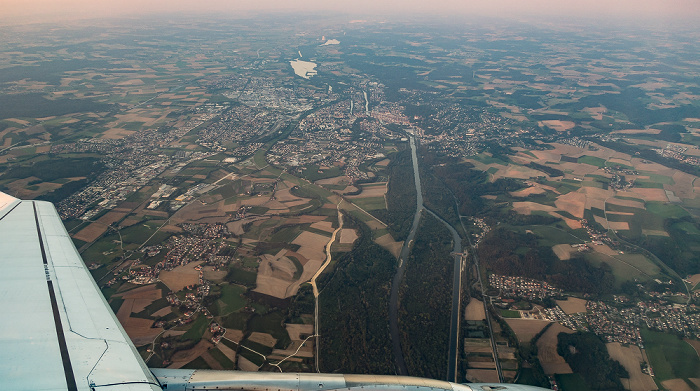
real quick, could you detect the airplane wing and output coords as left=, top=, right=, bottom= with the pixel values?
left=0, top=193, right=161, bottom=390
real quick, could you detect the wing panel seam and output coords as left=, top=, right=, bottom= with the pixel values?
left=33, top=202, right=79, bottom=391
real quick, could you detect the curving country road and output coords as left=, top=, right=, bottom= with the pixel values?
left=312, top=200, right=343, bottom=372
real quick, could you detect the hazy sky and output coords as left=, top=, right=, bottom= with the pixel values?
left=3, top=0, right=700, bottom=23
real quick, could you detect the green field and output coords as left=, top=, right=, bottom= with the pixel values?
left=646, top=202, right=689, bottom=219
left=208, top=347, right=235, bottom=369
left=248, top=311, right=290, bottom=348
left=577, top=155, right=606, bottom=168
left=584, top=252, right=658, bottom=283
left=226, top=267, right=257, bottom=286
left=499, top=309, right=521, bottom=318
left=181, top=356, right=212, bottom=369
left=217, top=284, right=247, bottom=316
left=181, top=315, right=210, bottom=341
left=641, top=328, right=700, bottom=383
left=351, top=196, right=386, bottom=211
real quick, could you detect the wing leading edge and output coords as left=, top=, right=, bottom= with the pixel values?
left=0, top=194, right=160, bottom=390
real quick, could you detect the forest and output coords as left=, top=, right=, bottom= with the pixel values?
left=557, top=332, right=628, bottom=391
left=478, top=227, right=617, bottom=295
left=373, top=149, right=417, bottom=241
left=399, top=213, right=454, bottom=379
left=317, top=213, right=396, bottom=374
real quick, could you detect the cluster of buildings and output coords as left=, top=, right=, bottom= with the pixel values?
left=469, top=217, right=490, bottom=246
left=196, top=103, right=288, bottom=150
left=579, top=218, right=614, bottom=246
left=488, top=274, right=562, bottom=301
left=542, top=306, right=589, bottom=332
left=653, top=144, right=700, bottom=166
left=268, top=98, right=400, bottom=182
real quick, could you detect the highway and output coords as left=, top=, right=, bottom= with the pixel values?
left=424, top=208, right=463, bottom=382
left=389, top=133, right=464, bottom=381
left=389, top=133, right=424, bottom=376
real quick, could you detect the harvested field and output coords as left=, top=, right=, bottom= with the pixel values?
left=554, top=191, right=586, bottom=219
left=612, top=128, right=662, bottom=134
left=272, top=341, right=313, bottom=358
left=642, top=229, right=669, bottom=236
left=285, top=215, right=327, bottom=225
left=505, top=319, right=550, bottom=343
left=73, top=211, right=128, bottom=242
left=225, top=329, right=245, bottom=343
left=237, top=356, right=260, bottom=371
left=606, top=343, right=657, bottom=391
left=102, top=128, right=136, bottom=139
left=510, top=186, right=546, bottom=197
left=491, top=164, right=543, bottom=180
left=374, top=233, right=402, bottom=258
left=255, top=256, right=297, bottom=298
left=217, top=341, right=237, bottom=363
left=686, top=274, right=700, bottom=287
left=248, top=332, right=277, bottom=347
left=661, top=379, right=694, bottom=391
left=376, top=159, right=390, bottom=167
left=168, top=340, right=214, bottom=369
left=556, top=216, right=582, bottom=229
left=608, top=221, right=630, bottom=230
left=159, top=261, right=202, bottom=291
left=202, top=266, right=227, bottom=283
left=556, top=298, right=587, bottom=314
left=513, top=201, right=557, bottom=215
left=559, top=161, right=601, bottom=176
left=256, top=245, right=322, bottom=299
left=466, top=370, right=500, bottom=383
left=532, top=150, right=565, bottom=163
left=152, top=307, right=172, bottom=317
left=172, top=200, right=228, bottom=224
left=227, top=216, right=268, bottom=236
left=72, top=223, right=109, bottom=243
left=310, top=220, right=334, bottom=233
left=668, top=171, right=696, bottom=200
left=469, top=362, right=497, bottom=369
left=465, top=299, right=486, bottom=321
left=628, top=188, right=669, bottom=202
left=351, top=182, right=387, bottom=198
left=593, top=214, right=609, bottom=228
left=552, top=244, right=576, bottom=260
left=201, top=351, right=224, bottom=370
left=541, top=120, right=575, bottom=132
left=315, top=176, right=352, bottom=186
left=286, top=324, right=314, bottom=341
left=537, top=323, right=574, bottom=374
left=339, top=228, right=358, bottom=244
left=591, top=244, right=618, bottom=256
left=116, top=292, right=163, bottom=346
left=608, top=197, right=645, bottom=209
left=687, top=338, right=700, bottom=358
left=275, top=188, right=303, bottom=202
left=293, top=231, right=328, bottom=261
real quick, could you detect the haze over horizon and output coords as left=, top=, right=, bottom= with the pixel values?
left=3, top=0, right=700, bottom=25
